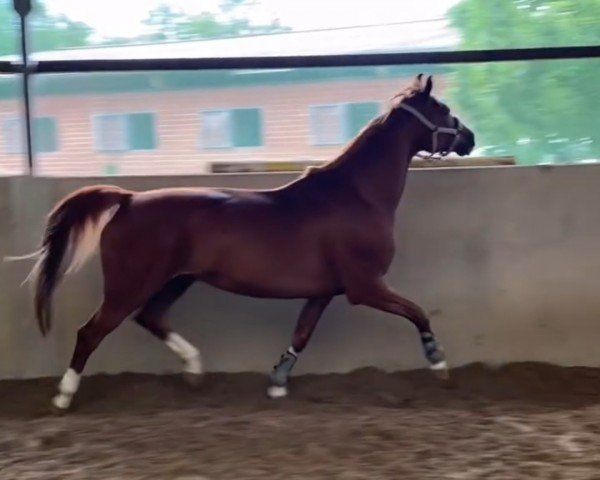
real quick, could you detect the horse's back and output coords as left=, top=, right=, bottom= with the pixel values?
left=101, top=185, right=342, bottom=298
left=132, top=186, right=233, bottom=206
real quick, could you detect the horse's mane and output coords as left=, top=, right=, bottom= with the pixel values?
left=301, top=80, right=423, bottom=178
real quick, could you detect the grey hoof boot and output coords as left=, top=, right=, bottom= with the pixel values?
left=421, top=332, right=450, bottom=379
left=267, top=350, right=297, bottom=399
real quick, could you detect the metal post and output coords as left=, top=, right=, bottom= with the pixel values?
left=13, top=0, right=33, bottom=175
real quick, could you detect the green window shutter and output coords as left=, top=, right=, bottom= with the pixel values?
left=346, top=102, right=380, bottom=139
left=127, top=113, right=156, bottom=150
left=104, top=164, right=119, bottom=176
left=232, top=108, right=263, bottom=147
left=33, top=117, right=58, bottom=153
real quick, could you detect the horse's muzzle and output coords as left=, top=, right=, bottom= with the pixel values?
left=455, top=135, right=475, bottom=156
left=452, top=122, right=475, bottom=156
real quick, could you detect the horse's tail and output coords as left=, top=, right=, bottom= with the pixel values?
left=4, top=185, right=131, bottom=337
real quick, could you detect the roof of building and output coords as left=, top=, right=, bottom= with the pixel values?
left=1, top=19, right=458, bottom=63
left=0, top=21, right=458, bottom=98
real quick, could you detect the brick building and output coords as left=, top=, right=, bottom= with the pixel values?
left=0, top=21, right=457, bottom=176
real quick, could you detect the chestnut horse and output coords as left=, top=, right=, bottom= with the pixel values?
left=8, top=74, right=474, bottom=411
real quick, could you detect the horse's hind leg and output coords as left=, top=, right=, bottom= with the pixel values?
left=133, top=274, right=202, bottom=385
left=52, top=298, right=141, bottom=412
left=52, top=253, right=179, bottom=412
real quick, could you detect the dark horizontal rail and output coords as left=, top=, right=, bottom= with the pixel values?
left=0, top=61, right=20, bottom=74
left=18, top=45, right=600, bottom=74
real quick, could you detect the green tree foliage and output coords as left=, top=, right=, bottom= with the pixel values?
left=142, top=0, right=290, bottom=42
left=449, top=0, right=600, bottom=164
left=30, top=4, right=93, bottom=52
left=0, top=0, right=288, bottom=56
left=0, top=0, right=92, bottom=55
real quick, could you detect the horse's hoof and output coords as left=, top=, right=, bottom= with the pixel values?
left=183, top=371, right=203, bottom=387
left=441, top=376, right=457, bottom=389
left=434, top=368, right=450, bottom=382
left=50, top=395, right=70, bottom=415
left=50, top=404, right=69, bottom=416
left=430, top=360, right=450, bottom=380
left=267, top=385, right=288, bottom=399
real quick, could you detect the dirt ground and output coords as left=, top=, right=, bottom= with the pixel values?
left=1, top=363, right=599, bottom=480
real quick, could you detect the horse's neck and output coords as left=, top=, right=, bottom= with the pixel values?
left=339, top=127, right=418, bottom=214
left=287, top=120, right=420, bottom=214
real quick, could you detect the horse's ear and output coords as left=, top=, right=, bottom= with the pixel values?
left=423, top=75, right=433, bottom=96
left=413, top=73, right=424, bottom=89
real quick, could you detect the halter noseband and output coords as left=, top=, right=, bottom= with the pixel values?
left=399, top=103, right=465, bottom=157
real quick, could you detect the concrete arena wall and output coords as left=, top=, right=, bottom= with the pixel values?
left=1, top=165, right=600, bottom=379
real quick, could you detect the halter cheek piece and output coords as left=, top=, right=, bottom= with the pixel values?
left=399, top=103, right=466, bottom=157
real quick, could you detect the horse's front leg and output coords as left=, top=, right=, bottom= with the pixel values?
left=267, top=296, right=332, bottom=398
left=345, top=275, right=449, bottom=381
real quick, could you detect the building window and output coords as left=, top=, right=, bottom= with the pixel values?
left=93, top=113, right=157, bottom=152
left=310, top=102, right=380, bottom=146
left=310, top=105, right=344, bottom=145
left=201, top=108, right=263, bottom=149
left=3, top=118, right=22, bottom=155
left=202, top=111, right=231, bottom=149
left=3, top=117, right=59, bottom=154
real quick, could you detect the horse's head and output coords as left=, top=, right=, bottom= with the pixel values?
left=387, top=74, right=475, bottom=157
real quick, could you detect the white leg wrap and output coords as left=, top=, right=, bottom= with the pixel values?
left=430, top=360, right=448, bottom=371
left=165, top=332, right=203, bottom=375
left=267, top=385, right=288, bottom=399
left=52, top=368, right=80, bottom=410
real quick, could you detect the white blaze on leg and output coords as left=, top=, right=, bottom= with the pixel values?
left=165, top=332, right=202, bottom=375
left=52, top=368, right=81, bottom=410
